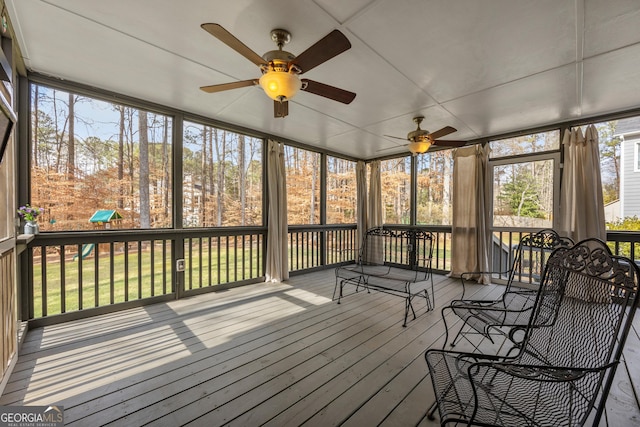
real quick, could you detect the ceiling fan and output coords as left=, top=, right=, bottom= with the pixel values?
left=200, top=24, right=356, bottom=118
left=383, top=116, right=466, bottom=155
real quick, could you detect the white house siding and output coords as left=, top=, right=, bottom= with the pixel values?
left=617, top=117, right=640, bottom=219
left=604, top=200, right=621, bottom=222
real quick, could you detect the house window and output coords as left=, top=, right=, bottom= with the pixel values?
left=489, top=130, right=560, bottom=230
left=182, top=121, right=262, bottom=227
left=490, top=130, right=560, bottom=158
left=30, top=83, right=173, bottom=230
left=491, top=155, right=558, bottom=229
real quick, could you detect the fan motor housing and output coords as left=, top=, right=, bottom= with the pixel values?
left=262, top=51, right=296, bottom=71
left=408, top=130, right=430, bottom=142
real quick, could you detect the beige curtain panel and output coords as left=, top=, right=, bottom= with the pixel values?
left=265, top=139, right=289, bottom=282
left=356, top=160, right=368, bottom=251
left=450, top=145, right=491, bottom=283
left=559, top=125, right=606, bottom=242
left=368, top=160, right=383, bottom=229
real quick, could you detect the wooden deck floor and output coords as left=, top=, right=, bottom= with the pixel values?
left=1, top=270, right=639, bottom=426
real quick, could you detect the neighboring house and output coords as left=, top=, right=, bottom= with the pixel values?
left=616, top=116, right=640, bottom=219
left=604, top=199, right=621, bottom=223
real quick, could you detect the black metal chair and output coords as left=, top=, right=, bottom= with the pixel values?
left=442, top=229, right=574, bottom=350
left=426, top=238, right=640, bottom=426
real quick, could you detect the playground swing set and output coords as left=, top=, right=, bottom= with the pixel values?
left=73, top=210, right=122, bottom=261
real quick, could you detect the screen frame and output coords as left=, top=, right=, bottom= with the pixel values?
left=0, top=89, right=16, bottom=165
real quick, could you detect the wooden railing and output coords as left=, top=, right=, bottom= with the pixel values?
left=1, top=248, right=16, bottom=382
left=21, top=225, right=360, bottom=322
left=183, top=227, right=266, bottom=292
left=384, top=225, right=452, bottom=272
left=488, top=229, right=640, bottom=285
left=288, top=224, right=357, bottom=272
left=22, top=225, right=639, bottom=324
left=25, top=230, right=178, bottom=321
left=606, top=231, right=640, bottom=261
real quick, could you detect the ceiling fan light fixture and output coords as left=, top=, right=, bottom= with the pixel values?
left=408, top=140, right=432, bottom=155
left=259, top=69, right=302, bottom=101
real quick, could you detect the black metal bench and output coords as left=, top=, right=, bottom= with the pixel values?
left=333, top=227, right=434, bottom=326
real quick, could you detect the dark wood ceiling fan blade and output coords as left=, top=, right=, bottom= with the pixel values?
left=301, top=79, right=356, bottom=104
left=383, top=135, right=408, bottom=141
left=201, top=23, right=266, bottom=66
left=292, top=30, right=351, bottom=74
left=428, top=126, right=457, bottom=140
left=274, top=100, right=289, bottom=118
left=433, top=139, right=466, bottom=147
left=200, top=80, right=258, bottom=93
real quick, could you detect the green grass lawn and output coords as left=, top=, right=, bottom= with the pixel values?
left=30, top=238, right=453, bottom=318
left=32, top=242, right=264, bottom=318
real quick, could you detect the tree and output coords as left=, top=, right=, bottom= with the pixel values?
left=238, top=134, right=246, bottom=225
left=497, top=167, right=544, bottom=219
left=138, top=110, right=150, bottom=228
left=215, top=129, right=226, bottom=226
left=597, top=121, right=621, bottom=204
left=117, top=105, right=125, bottom=209
left=67, top=92, right=76, bottom=178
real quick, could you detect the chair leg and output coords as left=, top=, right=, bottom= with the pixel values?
left=449, top=324, right=465, bottom=347
left=336, top=278, right=345, bottom=304
left=403, top=298, right=409, bottom=327
left=427, top=400, right=438, bottom=420
left=423, top=289, right=432, bottom=311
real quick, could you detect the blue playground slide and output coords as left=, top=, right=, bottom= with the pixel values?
left=73, top=243, right=95, bottom=260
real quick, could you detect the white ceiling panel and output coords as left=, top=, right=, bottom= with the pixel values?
left=584, top=0, right=640, bottom=58
left=312, top=0, right=377, bottom=24
left=324, top=129, right=394, bottom=159
left=6, top=0, right=640, bottom=160
left=348, top=0, right=577, bottom=103
left=582, top=44, right=640, bottom=116
left=442, top=65, right=579, bottom=137
left=213, top=92, right=357, bottom=146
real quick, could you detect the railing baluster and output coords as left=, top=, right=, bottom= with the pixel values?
left=78, top=244, right=83, bottom=310
left=208, top=236, right=212, bottom=286
left=216, top=236, right=221, bottom=285
left=150, top=240, right=156, bottom=295
left=234, top=235, right=238, bottom=282
left=60, top=245, right=66, bottom=314
left=162, top=240, right=167, bottom=295
left=124, top=242, right=129, bottom=302
left=41, top=246, right=47, bottom=317
left=110, top=242, right=115, bottom=304
left=187, top=238, right=193, bottom=290
left=93, top=245, right=99, bottom=307
left=242, top=235, right=246, bottom=281
left=137, top=241, right=143, bottom=298
left=225, top=236, right=230, bottom=284
left=198, top=237, right=202, bottom=289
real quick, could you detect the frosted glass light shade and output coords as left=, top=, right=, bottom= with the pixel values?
left=408, top=140, right=432, bottom=155
left=259, top=70, right=302, bottom=101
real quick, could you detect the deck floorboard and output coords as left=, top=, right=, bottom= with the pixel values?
left=1, top=269, right=638, bottom=426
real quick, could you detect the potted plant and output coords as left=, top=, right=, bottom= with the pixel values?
left=17, top=204, right=44, bottom=235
